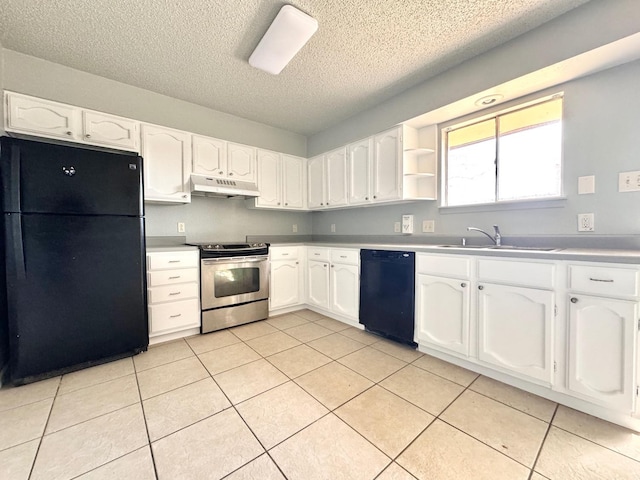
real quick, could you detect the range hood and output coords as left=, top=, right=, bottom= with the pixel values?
left=190, top=173, right=260, bottom=198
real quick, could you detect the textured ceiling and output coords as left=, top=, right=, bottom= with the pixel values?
left=0, top=0, right=591, bottom=135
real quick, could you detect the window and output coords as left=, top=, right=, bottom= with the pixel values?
left=443, top=95, right=563, bottom=207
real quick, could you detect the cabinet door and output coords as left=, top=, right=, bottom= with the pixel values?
left=330, top=263, right=359, bottom=319
left=227, top=143, right=256, bottom=182
left=282, top=155, right=305, bottom=209
left=6, top=93, right=79, bottom=141
left=308, top=260, right=330, bottom=309
left=568, top=295, right=637, bottom=411
left=82, top=111, right=139, bottom=151
left=141, top=125, right=192, bottom=203
left=192, top=135, right=227, bottom=177
left=348, top=138, right=372, bottom=205
left=325, top=148, right=348, bottom=207
left=478, top=283, right=554, bottom=383
left=373, top=127, right=402, bottom=202
left=270, top=260, right=301, bottom=309
left=307, top=155, right=326, bottom=209
left=256, top=149, right=282, bottom=207
left=416, top=274, right=470, bottom=356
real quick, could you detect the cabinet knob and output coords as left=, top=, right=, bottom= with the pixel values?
left=478, top=285, right=484, bottom=290
left=461, top=283, right=466, bottom=287
left=323, top=264, right=327, bottom=268
left=331, top=265, right=334, bottom=268
left=365, top=197, right=369, bottom=200
left=326, top=202, right=330, bottom=205
left=229, top=172, right=233, bottom=176
left=570, top=297, right=578, bottom=303
left=320, top=203, right=324, bottom=206
left=285, top=203, right=288, bottom=206
left=296, top=261, right=299, bottom=265
left=85, top=134, right=91, bottom=138
left=182, top=194, right=187, bottom=198
left=66, top=131, right=72, bottom=136
left=219, top=171, right=224, bottom=174
left=277, top=202, right=281, bottom=205
left=373, top=195, right=377, bottom=199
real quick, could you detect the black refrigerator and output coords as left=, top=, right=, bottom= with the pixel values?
left=1, top=136, right=148, bottom=385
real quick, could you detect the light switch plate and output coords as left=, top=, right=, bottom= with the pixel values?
left=578, top=175, right=595, bottom=194
left=618, top=171, right=640, bottom=192
left=422, top=220, right=435, bottom=233
left=402, top=215, right=414, bottom=234
left=177, top=222, right=185, bottom=233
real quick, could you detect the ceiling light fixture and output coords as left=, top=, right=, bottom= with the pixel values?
left=474, top=94, right=504, bottom=107
left=248, top=5, right=318, bottom=75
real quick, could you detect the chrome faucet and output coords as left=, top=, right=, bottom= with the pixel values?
left=467, top=225, right=502, bottom=246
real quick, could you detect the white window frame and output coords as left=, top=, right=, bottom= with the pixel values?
left=441, top=93, right=565, bottom=209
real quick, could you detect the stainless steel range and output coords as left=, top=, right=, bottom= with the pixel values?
left=186, top=242, right=269, bottom=333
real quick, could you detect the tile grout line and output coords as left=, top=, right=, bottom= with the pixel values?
left=26, top=377, right=61, bottom=480
left=527, top=403, right=559, bottom=480
left=133, top=352, right=161, bottom=480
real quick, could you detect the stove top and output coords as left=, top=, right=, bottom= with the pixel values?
left=185, top=242, right=269, bottom=258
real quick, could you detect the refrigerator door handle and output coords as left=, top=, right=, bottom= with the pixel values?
left=8, top=214, right=26, bottom=280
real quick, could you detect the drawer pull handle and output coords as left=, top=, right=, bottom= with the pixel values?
left=170, top=313, right=182, bottom=318
left=282, top=253, right=289, bottom=256
left=168, top=260, right=181, bottom=263
left=169, top=292, right=181, bottom=296
left=589, top=277, right=614, bottom=283
left=340, top=255, right=347, bottom=258
left=571, top=297, right=578, bottom=303
left=314, top=253, right=320, bottom=256
left=168, top=276, right=181, bottom=279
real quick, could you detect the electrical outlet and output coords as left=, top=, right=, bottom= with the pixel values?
left=578, top=213, right=594, bottom=232
left=422, top=220, right=435, bottom=233
left=402, top=215, right=414, bottom=234
left=292, top=224, right=298, bottom=233
left=618, top=171, right=640, bottom=192
left=394, top=222, right=401, bottom=233
left=177, top=222, right=185, bottom=233
left=330, top=224, right=336, bottom=233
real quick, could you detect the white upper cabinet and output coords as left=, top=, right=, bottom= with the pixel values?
left=373, top=127, right=402, bottom=202
left=6, top=92, right=79, bottom=141
left=308, top=155, right=326, bottom=209
left=252, top=151, right=305, bottom=210
left=282, top=154, right=305, bottom=209
left=141, top=124, right=192, bottom=203
left=227, top=142, right=256, bottom=182
left=192, top=135, right=227, bottom=177
left=325, top=147, right=348, bottom=208
left=256, top=149, right=281, bottom=207
left=348, top=138, right=373, bottom=205
left=5, top=92, right=139, bottom=151
left=82, top=111, right=139, bottom=150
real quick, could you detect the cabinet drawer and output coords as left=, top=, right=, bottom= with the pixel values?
left=417, top=254, right=470, bottom=278
left=147, top=251, right=199, bottom=270
left=478, top=259, right=555, bottom=289
left=330, top=249, right=359, bottom=265
left=148, top=282, right=199, bottom=304
left=307, top=247, right=330, bottom=262
left=569, top=265, right=640, bottom=297
left=149, top=299, right=200, bottom=335
left=271, top=246, right=299, bottom=261
left=148, top=268, right=199, bottom=287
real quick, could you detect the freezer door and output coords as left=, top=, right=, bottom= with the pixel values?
left=5, top=213, right=148, bottom=382
left=1, top=136, right=143, bottom=216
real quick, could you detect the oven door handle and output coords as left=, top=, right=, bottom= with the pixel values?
left=202, top=257, right=267, bottom=265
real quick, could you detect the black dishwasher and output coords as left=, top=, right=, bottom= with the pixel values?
left=359, top=249, right=416, bottom=347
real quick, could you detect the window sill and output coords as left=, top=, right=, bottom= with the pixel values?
left=438, top=196, right=567, bottom=214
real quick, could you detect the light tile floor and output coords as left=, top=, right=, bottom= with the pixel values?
left=2, top=309, right=640, bottom=479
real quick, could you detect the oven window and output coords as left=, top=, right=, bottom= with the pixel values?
left=214, top=267, right=260, bottom=297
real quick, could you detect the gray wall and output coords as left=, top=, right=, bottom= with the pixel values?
left=145, top=197, right=311, bottom=241
left=308, top=0, right=640, bottom=156
left=1, top=49, right=307, bottom=157
left=312, top=59, right=640, bottom=237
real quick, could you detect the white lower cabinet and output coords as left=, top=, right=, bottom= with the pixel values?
left=416, top=274, right=470, bottom=356
left=305, top=247, right=359, bottom=321
left=307, top=259, right=330, bottom=309
left=146, top=250, right=200, bottom=339
left=269, top=246, right=304, bottom=310
left=477, top=283, right=554, bottom=384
